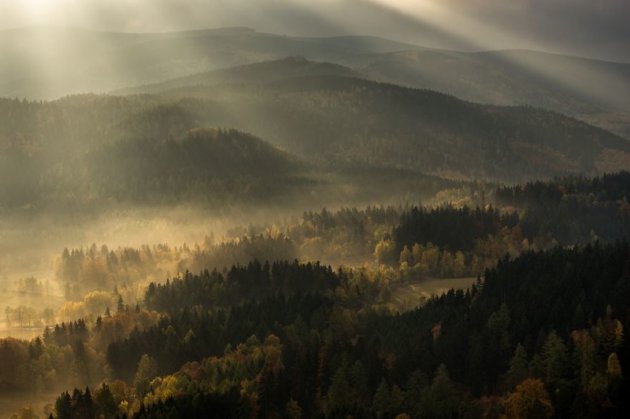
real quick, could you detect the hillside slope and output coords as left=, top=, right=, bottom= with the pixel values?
left=3, top=27, right=629, bottom=138
left=0, top=95, right=456, bottom=210
left=2, top=72, right=628, bottom=197
left=0, top=27, right=413, bottom=99
left=360, top=49, right=630, bottom=138
left=147, top=74, right=630, bottom=181
left=114, top=57, right=363, bottom=95
left=73, top=128, right=308, bottom=204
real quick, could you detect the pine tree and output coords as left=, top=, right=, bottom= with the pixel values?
left=54, top=392, right=72, bottom=419
left=505, top=344, right=529, bottom=390
left=372, top=379, right=391, bottom=419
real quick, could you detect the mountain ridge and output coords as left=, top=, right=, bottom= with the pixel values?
left=3, top=71, right=624, bottom=185
left=113, top=56, right=364, bottom=95
left=3, top=26, right=629, bottom=138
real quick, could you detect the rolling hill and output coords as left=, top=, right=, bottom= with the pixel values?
left=72, top=128, right=311, bottom=204
left=0, top=26, right=412, bottom=99
left=114, top=56, right=363, bottom=95
left=0, top=95, right=457, bottom=211
left=0, top=124, right=314, bottom=207
left=2, top=55, right=629, bottom=212
left=116, top=65, right=630, bottom=181
left=358, top=49, right=630, bottom=138
left=2, top=26, right=629, bottom=138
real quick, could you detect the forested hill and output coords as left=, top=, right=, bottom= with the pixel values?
left=0, top=95, right=455, bottom=210
left=357, top=49, right=630, bottom=139
left=4, top=27, right=629, bottom=138
left=0, top=122, right=315, bottom=208
left=76, top=128, right=308, bottom=204
left=114, top=57, right=363, bottom=95
left=1, top=73, right=629, bottom=211
left=146, top=73, right=630, bottom=181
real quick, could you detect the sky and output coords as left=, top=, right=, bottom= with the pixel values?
left=1, top=0, right=629, bottom=62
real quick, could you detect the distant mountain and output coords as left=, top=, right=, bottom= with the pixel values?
left=3, top=26, right=629, bottom=138
left=2, top=55, right=629, bottom=210
left=0, top=95, right=455, bottom=210
left=114, top=57, right=363, bottom=95
left=125, top=72, right=630, bottom=182
left=73, top=128, right=310, bottom=204
left=359, top=49, right=630, bottom=138
left=0, top=26, right=413, bottom=99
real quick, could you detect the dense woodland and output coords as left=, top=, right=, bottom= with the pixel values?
left=0, top=173, right=627, bottom=418
left=6, top=243, right=630, bottom=418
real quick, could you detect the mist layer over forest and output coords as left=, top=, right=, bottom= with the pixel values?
left=1, top=1, right=630, bottom=418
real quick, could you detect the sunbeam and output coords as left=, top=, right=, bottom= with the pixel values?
left=0, top=1, right=630, bottom=418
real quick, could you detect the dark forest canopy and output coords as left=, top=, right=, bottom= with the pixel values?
left=496, top=172, right=630, bottom=207
left=394, top=206, right=519, bottom=252
left=43, top=242, right=630, bottom=419
left=0, top=172, right=628, bottom=418
left=495, top=172, right=630, bottom=244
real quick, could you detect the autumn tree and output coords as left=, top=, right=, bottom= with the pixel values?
left=504, top=379, right=554, bottom=419
left=133, top=354, right=158, bottom=398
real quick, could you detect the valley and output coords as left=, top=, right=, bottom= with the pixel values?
left=0, top=6, right=629, bottom=417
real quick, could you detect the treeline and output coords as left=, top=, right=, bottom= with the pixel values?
left=44, top=242, right=630, bottom=418
left=496, top=172, right=630, bottom=207
left=375, top=205, right=530, bottom=278
left=53, top=206, right=399, bottom=303
left=282, top=206, right=402, bottom=264
left=0, top=308, right=159, bottom=396
left=495, top=172, right=630, bottom=244
left=53, top=178, right=630, bottom=308
left=383, top=175, right=630, bottom=277
left=184, top=235, right=298, bottom=274
left=55, top=236, right=298, bottom=299
left=393, top=206, right=519, bottom=252
left=144, top=260, right=338, bottom=313
left=51, top=172, right=630, bottom=320
left=4, top=305, right=55, bottom=328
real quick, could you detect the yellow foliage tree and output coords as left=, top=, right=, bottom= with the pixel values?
left=503, top=378, right=554, bottom=419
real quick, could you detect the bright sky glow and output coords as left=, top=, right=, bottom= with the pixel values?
left=0, top=0, right=628, bottom=62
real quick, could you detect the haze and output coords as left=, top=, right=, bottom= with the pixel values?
left=1, top=0, right=630, bottom=418
left=2, top=0, right=629, bottom=62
